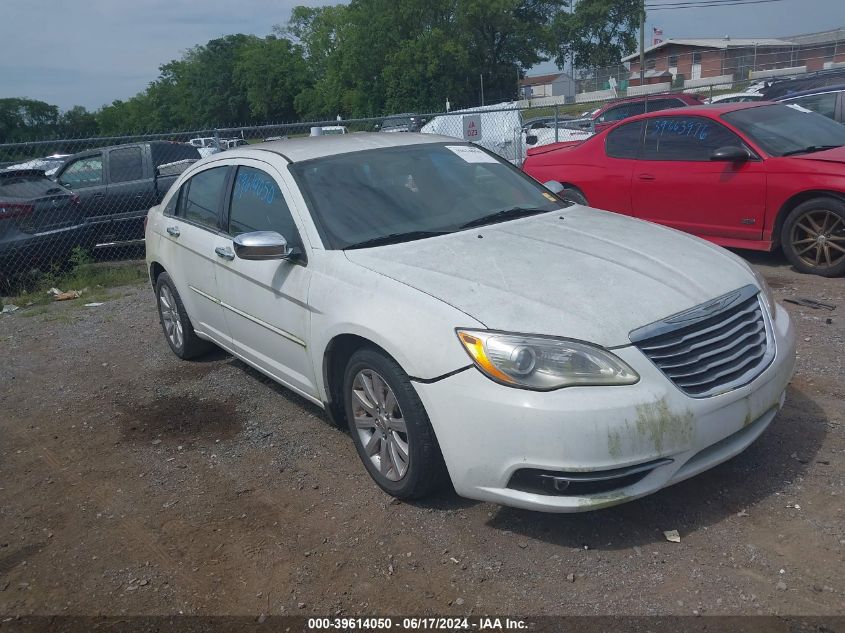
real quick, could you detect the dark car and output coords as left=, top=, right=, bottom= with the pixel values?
left=53, top=141, right=201, bottom=247
left=0, top=169, right=86, bottom=278
left=379, top=113, right=425, bottom=133
left=777, top=84, right=845, bottom=124
left=760, top=67, right=845, bottom=101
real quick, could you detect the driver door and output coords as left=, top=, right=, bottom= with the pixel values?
left=630, top=115, right=766, bottom=241
left=212, top=160, right=317, bottom=399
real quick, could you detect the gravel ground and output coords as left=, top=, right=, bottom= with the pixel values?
left=0, top=251, right=843, bottom=618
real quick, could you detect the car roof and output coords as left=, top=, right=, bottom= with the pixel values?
left=227, top=132, right=458, bottom=163
left=592, top=92, right=700, bottom=115
left=777, top=83, right=845, bottom=100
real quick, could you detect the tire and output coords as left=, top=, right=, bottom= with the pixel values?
left=343, top=347, right=449, bottom=499
left=154, top=272, right=213, bottom=359
left=560, top=186, right=588, bottom=206
left=781, top=197, right=845, bottom=277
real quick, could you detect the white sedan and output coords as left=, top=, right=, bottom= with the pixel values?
left=145, top=133, right=796, bottom=512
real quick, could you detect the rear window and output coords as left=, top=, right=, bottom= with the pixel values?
left=109, top=147, right=143, bottom=183
left=606, top=121, right=643, bottom=159
left=151, top=143, right=202, bottom=168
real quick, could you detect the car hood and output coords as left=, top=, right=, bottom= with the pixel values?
left=344, top=207, right=756, bottom=347
left=789, top=145, right=845, bottom=164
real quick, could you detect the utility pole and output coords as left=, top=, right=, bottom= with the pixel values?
left=639, top=0, right=646, bottom=86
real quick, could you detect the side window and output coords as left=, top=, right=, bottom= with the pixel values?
left=641, top=117, right=745, bottom=161
left=60, top=155, right=103, bottom=188
left=606, top=121, right=644, bottom=159
left=109, top=147, right=143, bottom=183
left=181, top=167, right=228, bottom=229
left=789, top=92, right=837, bottom=120
left=228, top=166, right=301, bottom=246
left=162, top=188, right=180, bottom=216
left=598, top=101, right=646, bottom=124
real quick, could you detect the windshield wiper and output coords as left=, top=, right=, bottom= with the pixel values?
left=344, top=230, right=451, bottom=250
left=781, top=144, right=842, bottom=156
left=457, top=206, right=550, bottom=230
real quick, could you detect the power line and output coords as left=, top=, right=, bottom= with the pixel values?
left=646, top=0, right=790, bottom=9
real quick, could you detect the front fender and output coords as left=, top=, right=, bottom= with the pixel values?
left=307, top=253, right=482, bottom=400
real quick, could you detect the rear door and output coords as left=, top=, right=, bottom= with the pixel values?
left=105, top=145, right=149, bottom=241
left=156, top=164, right=231, bottom=343
left=212, top=160, right=317, bottom=398
left=629, top=115, right=766, bottom=241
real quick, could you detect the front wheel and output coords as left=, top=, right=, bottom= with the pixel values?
left=343, top=348, right=449, bottom=499
left=781, top=198, right=845, bottom=277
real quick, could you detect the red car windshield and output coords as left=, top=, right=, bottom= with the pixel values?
left=722, top=104, right=845, bottom=157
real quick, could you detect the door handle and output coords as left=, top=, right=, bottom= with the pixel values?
left=215, top=246, right=235, bottom=261
left=638, top=173, right=656, bottom=181
left=166, top=226, right=180, bottom=237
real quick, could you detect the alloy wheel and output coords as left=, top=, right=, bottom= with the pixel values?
left=159, top=285, right=184, bottom=350
left=351, top=369, right=409, bottom=482
left=790, top=209, right=845, bottom=270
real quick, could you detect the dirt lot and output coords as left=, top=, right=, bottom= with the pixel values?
left=0, top=251, right=843, bottom=618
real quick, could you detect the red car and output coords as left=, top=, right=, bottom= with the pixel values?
left=523, top=102, right=845, bottom=276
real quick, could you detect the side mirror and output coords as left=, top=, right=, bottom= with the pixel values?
left=233, top=231, right=295, bottom=261
left=543, top=181, right=565, bottom=195
left=710, top=146, right=750, bottom=162
left=525, top=134, right=538, bottom=146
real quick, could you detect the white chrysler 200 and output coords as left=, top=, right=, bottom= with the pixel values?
left=145, top=133, right=796, bottom=512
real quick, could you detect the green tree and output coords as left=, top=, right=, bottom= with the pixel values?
left=234, top=36, right=310, bottom=122
left=0, top=98, right=60, bottom=142
left=552, top=0, right=640, bottom=70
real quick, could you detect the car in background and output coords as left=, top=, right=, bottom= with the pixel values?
left=777, top=85, right=845, bottom=124
left=588, top=93, right=703, bottom=134
left=53, top=141, right=201, bottom=247
left=222, top=138, right=248, bottom=149
left=320, top=125, right=348, bottom=135
left=523, top=102, right=845, bottom=277
left=379, top=113, right=425, bottom=133
left=760, top=67, right=845, bottom=101
left=0, top=169, right=86, bottom=277
left=4, top=154, right=70, bottom=177
left=705, top=92, right=765, bottom=104
left=145, top=133, right=795, bottom=512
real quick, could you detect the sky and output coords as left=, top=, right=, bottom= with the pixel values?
left=1, top=0, right=843, bottom=111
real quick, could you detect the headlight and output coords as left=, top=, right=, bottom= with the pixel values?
left=456, top=329, right=639, bottom=390
left=750, top=267, right=776, bottom=315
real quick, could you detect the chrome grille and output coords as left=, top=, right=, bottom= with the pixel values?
left=630, top=285, right=774, bottom=398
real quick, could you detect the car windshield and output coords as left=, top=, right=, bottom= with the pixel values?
left=722, top=104, right=845, bottom=156
left=291, top=143, right=564, bottom=249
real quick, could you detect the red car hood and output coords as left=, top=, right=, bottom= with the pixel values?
left=789, top=145, right=845, bottom=164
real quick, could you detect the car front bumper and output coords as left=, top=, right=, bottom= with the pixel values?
left=413, top=302, right=796, bottom=512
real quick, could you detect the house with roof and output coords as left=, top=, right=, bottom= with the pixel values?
left=518, top=72, right=576, bottom=99
left=623, top=27, right=845, bottom=88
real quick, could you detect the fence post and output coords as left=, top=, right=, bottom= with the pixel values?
left=554, top=104, right=559, bottom=144
left=709, top=84, right=714, bottom=101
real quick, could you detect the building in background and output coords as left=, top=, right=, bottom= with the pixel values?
left=624, top=27, right=845, bottom=89
left=518, top=72, right=576, bottom=99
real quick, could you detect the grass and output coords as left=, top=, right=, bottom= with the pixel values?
left=3, top=247, right=148, bottom=313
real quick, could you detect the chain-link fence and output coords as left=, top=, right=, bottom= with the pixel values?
left=1, top=63, right=843, bottom=296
